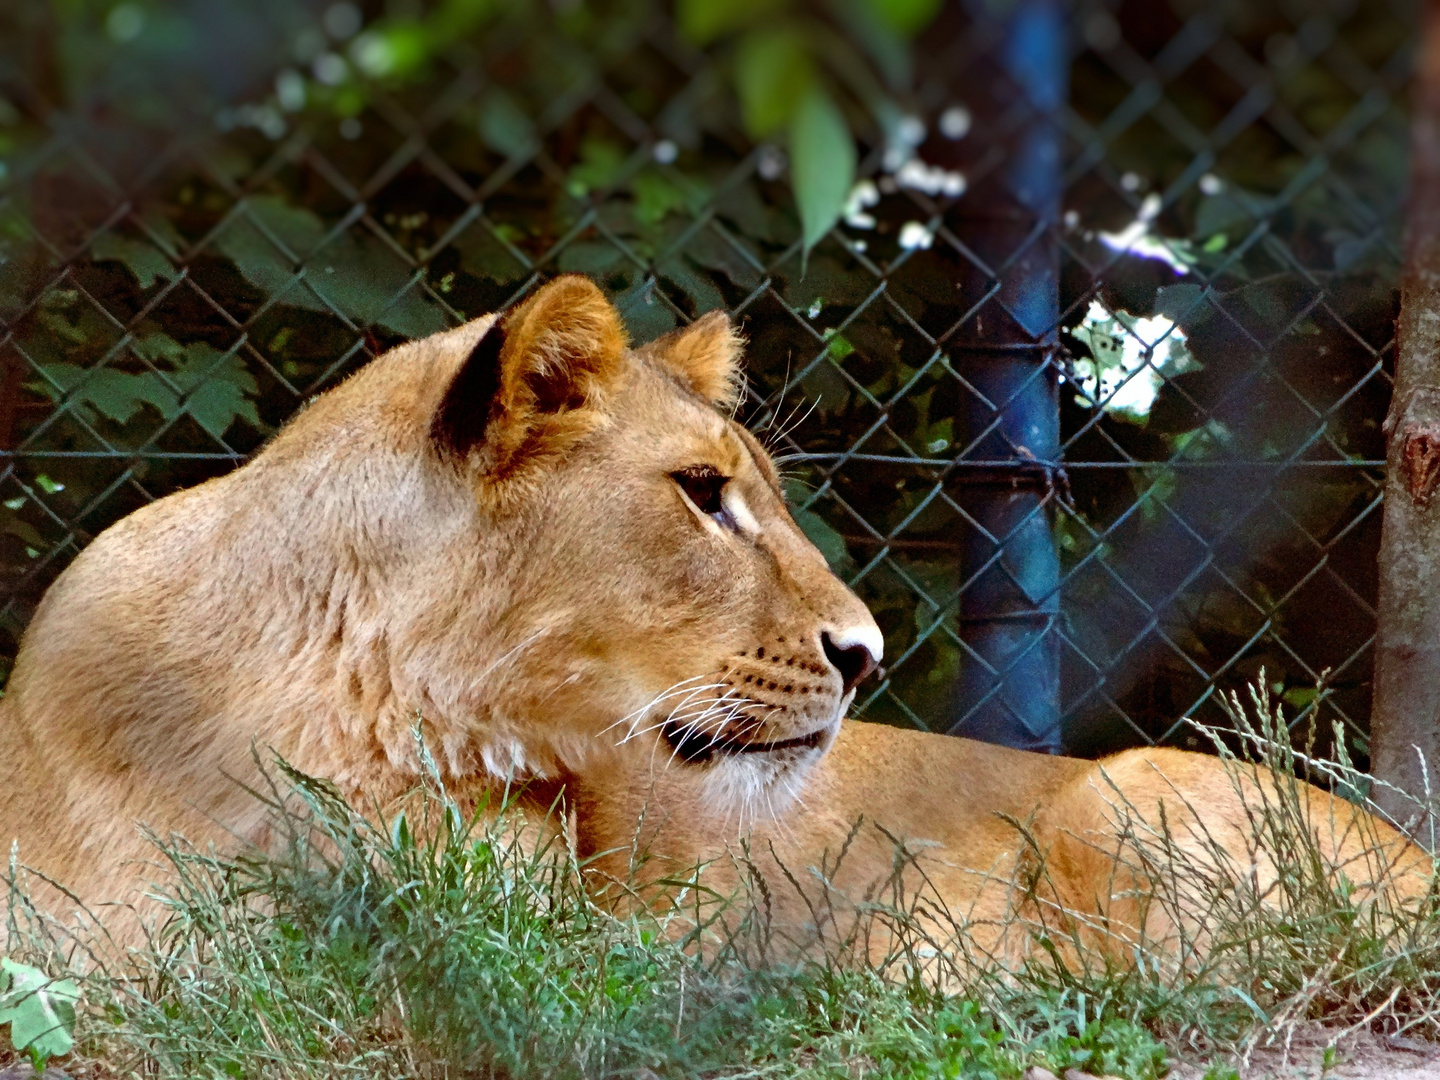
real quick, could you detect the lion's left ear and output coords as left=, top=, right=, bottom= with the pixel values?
left=648, top=310, right=744, bottom=410
left=432, top=275, right=628, bottom=473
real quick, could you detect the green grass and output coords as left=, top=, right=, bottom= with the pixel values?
left=3, top=684, right=1439, bottom=1078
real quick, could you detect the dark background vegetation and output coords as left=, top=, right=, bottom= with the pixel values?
left=0, top=0, right=1414, bottom=761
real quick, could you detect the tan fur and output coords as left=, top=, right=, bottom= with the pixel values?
left=576, top=726, right=1431, bottom=979
left=0, top=277, right=1427, bottom=970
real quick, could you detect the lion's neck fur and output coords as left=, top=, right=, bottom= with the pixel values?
left=6, top=326, right=588, bottom=840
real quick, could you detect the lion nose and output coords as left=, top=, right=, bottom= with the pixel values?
left=821, top=627, right=882, bottom=695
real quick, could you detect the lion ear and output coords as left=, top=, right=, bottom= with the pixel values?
left=650, top=310, right=744, bottom=409
left=432, top=275, right=628, bottom=470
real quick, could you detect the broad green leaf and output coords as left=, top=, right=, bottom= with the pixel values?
left=788, top=87, right=856, bottom=257
left=682, top=228, right=765, bottom=291
left=28, top=364, right=172, bottom=426
left=0, top=958, right=80, bottom=1064
left=0, top=510, right=44, bottom=549
left=350, top=21, right=430, bottom=78
left=1194, top=189, right=1259, bottom=238
left=478, top=89, right=535, bottom=158
left=453, top=225, right=529, bottom=285
left=215, top=196, right=446, bottom=338
left=91, top=235, right=176, bottom=289
left=566, top=139, right=628, bottom=198
left=1154, top=283, right=1210, bottom=326
left=863, top=0, right=941, bottom=34
left=656, top=255, right=726, bottom=315
left=613, top=277, right=678, bottom=342
left=155, top=344, right=264, bottom=441
left=790, top=506, right=852, bottom=570
left=30, top=335, right=264, bottom=442
left=734, top=27, right=815, bottom=138
left=677, top=0, right=788, bottom=44
left=631, top=171, right=689, bottom=225
left=557, top=242, right=624, bottom=276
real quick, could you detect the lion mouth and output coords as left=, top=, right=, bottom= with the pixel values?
left=661, top=721, right=827, bottom=765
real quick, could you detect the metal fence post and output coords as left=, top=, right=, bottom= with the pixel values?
left=949, top=0, right=1066, bottom=752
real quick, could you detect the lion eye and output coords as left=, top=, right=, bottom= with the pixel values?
left=672, top=465, right=728, bottom=517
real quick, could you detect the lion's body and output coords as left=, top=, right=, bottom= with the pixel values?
left=0, top=278, right=1427, bottom=962
left=578, top=721, right=1430, bottom=973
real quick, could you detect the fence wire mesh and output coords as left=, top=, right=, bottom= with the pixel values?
left=0, top=0, right=1413, bottom=762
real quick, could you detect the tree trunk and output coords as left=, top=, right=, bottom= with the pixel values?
left=1372, top=0, right=1440, bottom=829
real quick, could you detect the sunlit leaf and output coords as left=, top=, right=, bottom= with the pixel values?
left=789, top=86, right=855, bottom=258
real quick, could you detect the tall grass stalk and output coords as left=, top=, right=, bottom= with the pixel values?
left=2, top=686, right=1438, bottom=1076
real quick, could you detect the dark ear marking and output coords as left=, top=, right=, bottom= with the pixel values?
left=432, top=319, right=506, bottom=459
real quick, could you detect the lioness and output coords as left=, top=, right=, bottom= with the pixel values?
left=0, top=275, right=1426, bottom=967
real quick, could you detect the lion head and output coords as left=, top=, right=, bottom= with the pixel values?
left=248, top=275, right=878, bottom=807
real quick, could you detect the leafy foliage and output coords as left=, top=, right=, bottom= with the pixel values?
left=0, top=762, right=1172, bottom=1079
left=0, top=0, right=1410, bottom=750
left=0, top=958, right=79, bottom=1070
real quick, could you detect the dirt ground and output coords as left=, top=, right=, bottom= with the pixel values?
left=4, top=1027, right=1440, bottom=1079
left=1168, top=1026, right=1440, bottom=1079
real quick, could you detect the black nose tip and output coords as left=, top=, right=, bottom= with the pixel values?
left=821, top=632, right=878, bottom=696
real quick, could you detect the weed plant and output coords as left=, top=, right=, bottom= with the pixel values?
left=2, top=684, right=1439, bottom=1077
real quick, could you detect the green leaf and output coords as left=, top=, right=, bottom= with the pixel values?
left=791, top=506, right=852, bottom=570
left=155, top=343, right=264, bottom=441
left=478, top=89, right=535, bottom=158
left=1154, top=283, right=1209, bottom=325
left=30, top=335, right=265, bottom=442
left=788, top=87, right=855, bottom=258
left=0, top=510, right=44, bottom=549
left=91, top=235, right=176, bottom=289
left=862, top=0, right=942, bottom=34
left=28, top=364, right=172, bottom=426
left=214, top=196, right=446, bottom=338
left=557, top=242, right=624, bottom=276
left=613, top=277, right=677, bottom=342
left=565, top=139, right=628, bottom=198
left=0, top=958, right=80, bottom=1066
left=677, top=0, right=787, bottom=44
left=349, top=21, right=430, bottom=78
left=734, top=27, right=815, bottom=138
left=656, top=255, right=726, bottom=315
left=1194, top=189, right=1259, bottom=238
left=431, top=0, right=505, bottom=39
left=827, top=0, right=910, bottom=87
left=631, top=172, right=689, bottom=225
left=453, top=224, right=528, bottom=285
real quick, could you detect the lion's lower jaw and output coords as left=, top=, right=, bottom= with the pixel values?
left=692, top=746, right=825, bottom=829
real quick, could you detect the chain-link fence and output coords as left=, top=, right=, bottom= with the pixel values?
left=0, top=0, right=1412, bottom=763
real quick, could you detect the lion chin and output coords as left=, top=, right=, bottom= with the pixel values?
left=0, top=275, right=1428, bottom=982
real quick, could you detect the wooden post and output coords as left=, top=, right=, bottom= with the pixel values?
left=1371, top=0, right=1440, bottom=827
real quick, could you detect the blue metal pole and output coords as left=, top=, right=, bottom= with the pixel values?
left=949, top=0, right=1066, bottom=752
